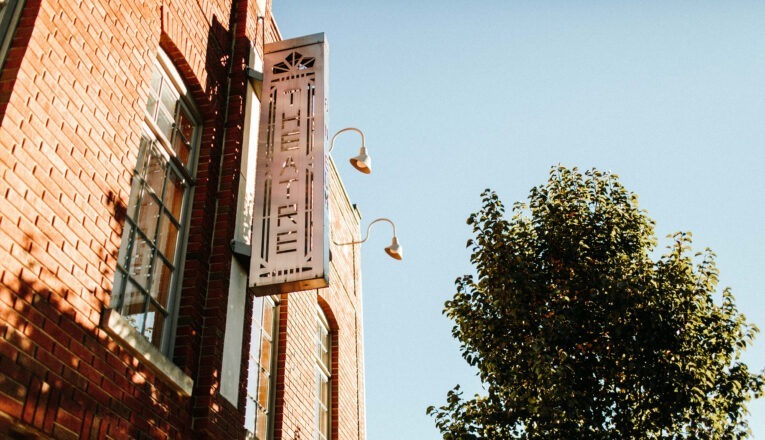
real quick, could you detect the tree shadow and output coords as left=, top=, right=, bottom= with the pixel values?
left=1, top=2, right=263, bottom=438
left=0, top=190, right=191, bottom=438
left=180, top=9, right=255, bottom=437
left=156, top=8, right=253, bottom=438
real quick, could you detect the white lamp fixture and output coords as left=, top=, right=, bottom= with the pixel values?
left=334, top=217, right=403, bottom=260
left=329, top=127, right=372, bottom=174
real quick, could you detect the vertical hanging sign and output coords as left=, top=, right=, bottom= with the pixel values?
left=250, top=33, right=330, bottom=295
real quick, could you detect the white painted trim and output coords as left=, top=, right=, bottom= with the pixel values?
left=220, top=259, right=247, bottom=404
left=156, top=48, right=188, bottom=96
left=101, top=308, right=194, bottom=396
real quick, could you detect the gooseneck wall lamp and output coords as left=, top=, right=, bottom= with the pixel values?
left=329, top=127, right=371, bottom=174
left=334, top=217, right=403, bottom=260
left=328, top=127, right=402, bottom=261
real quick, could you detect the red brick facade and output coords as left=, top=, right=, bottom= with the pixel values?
left=270, top=163, right=367, bottom=440
left=0, top=1, right=366, bottom=438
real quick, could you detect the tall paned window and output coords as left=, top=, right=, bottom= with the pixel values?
left=315, top=307, right=331, bottom=440
left=113, top=54, right=199, bottom=353
left=245, top=296, right=278, bottom=440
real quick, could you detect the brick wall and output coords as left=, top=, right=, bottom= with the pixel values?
left=272, top=160, right=366, bottom=440
left=0, top=0, right=367, bottom=438
left=0, top=0, right=174, bottom=437
left=0, top=0, right=281, bottom=438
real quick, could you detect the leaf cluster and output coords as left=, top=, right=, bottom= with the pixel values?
left=428, top=166, right=764, bottom=439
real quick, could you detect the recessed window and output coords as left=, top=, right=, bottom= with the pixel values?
left=0, top=0, right=25, bottom=70
left=112, top=54, right=199, bottom=353
left=245, top=296, right=278, bottom=440
left=315, top=306, right=331, bottom=440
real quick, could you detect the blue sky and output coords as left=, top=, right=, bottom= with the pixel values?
left=274, top=1, right=765, bottom=438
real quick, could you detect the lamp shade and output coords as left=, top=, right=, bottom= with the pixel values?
left=384, top=236, right=403, bottom=260
left=349, top=146, right=371, bottom=174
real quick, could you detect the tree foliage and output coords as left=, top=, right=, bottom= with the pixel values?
left=428, top=166, right=764, bottom=439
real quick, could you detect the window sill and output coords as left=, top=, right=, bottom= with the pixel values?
left=101, top=308, right=193, bottom=396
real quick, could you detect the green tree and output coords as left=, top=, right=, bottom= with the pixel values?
left=428, top=166, right=764, bottom=439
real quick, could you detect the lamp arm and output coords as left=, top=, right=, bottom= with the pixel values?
left=333, top=217, right=397, bottom=246
left=329, top=127, right=366, bottom=153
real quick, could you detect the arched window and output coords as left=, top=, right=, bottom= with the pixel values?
left=244, top=295, right=278, bottom=440
left=315, top=305, right=331, bottom=440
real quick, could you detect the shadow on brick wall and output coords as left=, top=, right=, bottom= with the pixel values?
left=0, top=190, right=189, bottom=438
left=176, top=11, right=251, bottom=438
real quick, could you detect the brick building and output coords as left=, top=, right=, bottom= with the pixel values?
left=0, top=1, right=367, bottom=439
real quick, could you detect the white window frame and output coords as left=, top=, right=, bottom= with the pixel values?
left=244, top=295, right=279, bottom=440
left=315, top=306, right=331, bottom=440
left=102, top=49, right=200, bottom=396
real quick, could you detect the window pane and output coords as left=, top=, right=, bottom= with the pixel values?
left=249, top=328, right=263, bottom=363
left=134, top=137, right=153, bottom=177
left=315, top=369, right=329, bottom=440
left=144, top=302, right=166, bottom=349
left=159, top=82, right=177, bottom=117
left=128, top=232, right=153, bottom=289
left=320, top=375, right=329, bottom=403
left=126, top=186, right=142, bottom=223
left=156, top=108, right=174, bottom=140
left=145, top=92, right=158, bottom=120
left=150, top=258, right=173, bottom=308
left=156, top=213, right=179, bottom=262
left=316, top=320, right=329, bottom=366
left=252, top=296, right=264, bottom=328
left=173, top=108, right=194, bottom=165
left=262, top=300, right=274, bottom=336
left=244, top=398, right=256, bottom=432
left=136, top=190, right=160, bottom=243
left=119, top=224, right=134, bottom=268
left=255, top=411, right=268, bottom=440
left=259, top=337, right=272, bottom=370
left=321, top=344, right=329, bottom=368
left=128, top=138, right=152, bottom=218
left=149, top=69, right=162, bottom=93
left=164, top=168, right=185, bottom=220
left=144, top=148, right=166, bottom=198
left=315, top=324, right=321, bottom=359
left=257, top=369, right=270, bottom=409
left=246, top=364, right=259, bottom=397
left=319, top=404, right=328, bottom=435
left=121, top=280, right=146, bottom=331
left=177, top=107, right=194, bottom=140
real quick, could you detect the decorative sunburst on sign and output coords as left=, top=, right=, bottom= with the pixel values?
left=272, top=51, right=316, bottom=74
